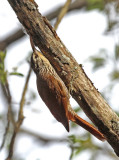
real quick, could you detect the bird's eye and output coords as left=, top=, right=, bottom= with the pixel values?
left=34, top=55, right=38, bottom=59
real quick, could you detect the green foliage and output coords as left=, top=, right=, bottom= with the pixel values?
left=89, top=45, right=119, bottom=82
left=88, top=45, right=119, bottom=104
left=9, top=66, right=24, bottom=77
left=90, top=57, right=105, bottom=70
left=115, top=44, right=119, bottom=60
left=0, top=51, right=7, bottom=84
left=88, top=49, right=107, bottom=71
left=68, top=134, right=101, bottom=160
left=9, top=72, right=24, bottom=77
left=87, top=0, right=104, bottom=11
left=0, top=51, right=24, bottom=86
left=109, top=70, right=119, bottom=81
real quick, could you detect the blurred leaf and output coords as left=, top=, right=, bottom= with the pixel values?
left=9, top=72, right=24, bottom=77
left=0, top=51, right=6, bottom=61
left=0, top=51, right=7, bottom=84
left=88, top=49, right=108, bottom=71
left=87, top=0, right=104, bottom=11
left=115, top=44, right=119, bottom=60
left=106, top=20, right=118, bottom=33
left=109, top=70, right=119, bottom=80
left=12, top=67, right=18, bottom=72
left=0, top=71, right=7, bottom=84
left=74, top=106, right=81, bottom=113
left=89, top=56, right=106, bottom=70
left=68, top=134, right=101, bottom=159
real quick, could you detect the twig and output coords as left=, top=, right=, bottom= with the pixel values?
left=20, top=128, right=67, bottom=144
left=18, top=67, right=32, bottom=123
left=0, top=29, right=25, bottom=51
left=0, top=110, right=10, bottom=150
left=6, top=67, right=32, bottom=160
left=0, top=79, right=15, bottom=150
left=5, top=79, right=15, bottom=124
left=54, top=0, right=72, bottom=30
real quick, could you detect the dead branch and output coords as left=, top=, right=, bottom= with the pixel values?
left=0, top=78, right=15, bottom=150
left=54, top=0, right=72, bottom=30
left=6, top=67, right=32, bottom=160
left=0, top=29, right=25, bottom=51
left=20, top=128, right=67, bottom=144
left=7, top=0, right=119, bottom=157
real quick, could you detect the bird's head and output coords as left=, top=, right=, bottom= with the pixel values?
left=31, top=49, right=49, bottom=74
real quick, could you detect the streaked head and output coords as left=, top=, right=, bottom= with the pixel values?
left=31, top=49, right=49, bottom=74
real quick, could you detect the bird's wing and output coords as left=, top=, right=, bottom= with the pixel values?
left=37, top=74, right=70, bottom=131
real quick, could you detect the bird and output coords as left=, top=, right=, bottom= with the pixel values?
left=30, top=37, right=105, bottom=141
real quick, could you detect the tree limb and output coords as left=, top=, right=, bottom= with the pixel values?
left=7, top=0, right=119, bottom=157
left=0, top=29, right=25, bottom=51
left=19, top=128, right=67, bottom=144
left=54, top=0, right=72, bottom=30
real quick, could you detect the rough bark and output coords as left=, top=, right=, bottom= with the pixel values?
left=7, top=0, right=119, bottom=156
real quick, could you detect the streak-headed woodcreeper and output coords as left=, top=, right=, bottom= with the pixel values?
left=30, top=37, right=105, bottom=141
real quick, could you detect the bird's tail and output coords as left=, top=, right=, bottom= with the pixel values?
left=68, top=108, right=105, bottom=141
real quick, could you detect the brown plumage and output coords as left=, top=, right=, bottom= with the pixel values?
left=30, top=39, right=105, bottom=141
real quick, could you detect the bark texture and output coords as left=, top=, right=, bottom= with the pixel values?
left=7, top=0, right=119, bottom=156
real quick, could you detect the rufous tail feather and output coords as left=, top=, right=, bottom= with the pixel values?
left=69, top=111, right=105, bottom=141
